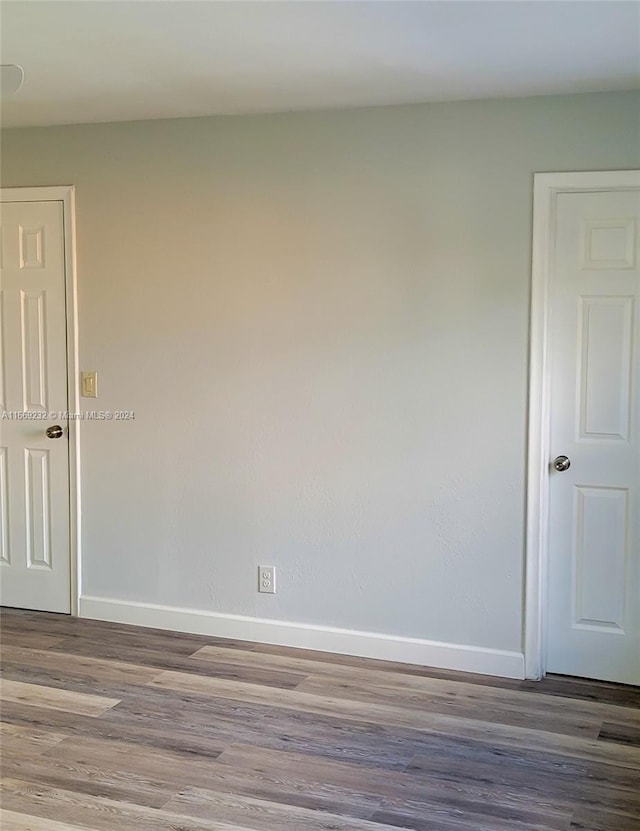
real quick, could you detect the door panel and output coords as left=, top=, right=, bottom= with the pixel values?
left=574, top=485, right=627, bottom=631
left=577, top=296, right=633, bottom=440
left=0, top=200, right=71, bottom=613
left=547, top=188, right=639, bottom=684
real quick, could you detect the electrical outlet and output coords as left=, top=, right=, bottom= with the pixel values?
left=258, top=565, right=276, bottom=594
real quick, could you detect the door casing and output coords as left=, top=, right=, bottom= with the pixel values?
left=525, top=170, right=640, bottom=680
left=1, top=185, right=81, bottom=615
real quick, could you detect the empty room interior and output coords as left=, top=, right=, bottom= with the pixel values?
left=0, top=1, right=639, bottom=830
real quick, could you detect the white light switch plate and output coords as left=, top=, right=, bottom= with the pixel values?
left=81, top=371, right=98, bottom=398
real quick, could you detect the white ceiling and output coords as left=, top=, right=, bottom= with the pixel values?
left=1, top=1, right=639, bottom=128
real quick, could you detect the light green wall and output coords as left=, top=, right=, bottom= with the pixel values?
left=2, top=91, right=638, bottom=652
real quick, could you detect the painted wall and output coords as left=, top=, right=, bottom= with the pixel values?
left=2, top=91, right=638, bottom=655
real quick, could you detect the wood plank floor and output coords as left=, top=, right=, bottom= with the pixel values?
left=1, top=608, right=638, bottom=831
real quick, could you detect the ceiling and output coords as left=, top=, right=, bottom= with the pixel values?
left=1, top=1, right=639, bottom=128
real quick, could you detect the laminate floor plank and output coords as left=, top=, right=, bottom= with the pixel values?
left=371, top=788, right=572, bottom=831
left=0, top=665, right=156, bottom=703
left=597, top=721, right=640, bottom=747
left=1, top=608, right=639, bottom=831
left=1, top=756, right=174, bottom=809
left=158, top=763, right=382, bottom=819
left=164, top=786, right=401, bottom=831
left=1, top=645, right=161, bottom=686
left=0, top=723, right=68, bottom=759
left=0, top=809, right=99, bottom=831
left=406, top=751, right=640, bottom=816
left=0, top=631, right=67, bottom=650
left=0, top=680, right=120, bottom=717
left=0, top=779, right=253, bottom=831
left=568, top=806, right=640, bottom=831
left=525, top=676, right=640, bottom=709
left=42, top=735, right=226, bottom=787
left=368, top=806, right=567, bottom=831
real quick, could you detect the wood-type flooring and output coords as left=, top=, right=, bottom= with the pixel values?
left=1, top=607, right=638, bottom=830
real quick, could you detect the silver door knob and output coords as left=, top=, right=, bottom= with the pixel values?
left=45, top=425, right=64, bottom=439
left=553, top=455, right=571, bottom=472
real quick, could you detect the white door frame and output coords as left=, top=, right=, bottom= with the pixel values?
left=524, top=169, right=640, bottom=680
left=1, top=185, right=81, bottom=615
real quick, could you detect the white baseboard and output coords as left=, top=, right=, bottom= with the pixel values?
left=79, top=595, right=525, bottom=680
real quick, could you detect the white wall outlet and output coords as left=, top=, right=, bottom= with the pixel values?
left=81, top=371, right=98, bottom=398
left=258, top=565, right=276, bottom=594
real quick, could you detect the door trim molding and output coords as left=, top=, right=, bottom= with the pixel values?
left=525, top=169, right=640, bottom=680
left=0, top=186, right=81, bottom=616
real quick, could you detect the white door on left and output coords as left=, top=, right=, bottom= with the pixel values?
left=0, top=199, right=71, bottom=613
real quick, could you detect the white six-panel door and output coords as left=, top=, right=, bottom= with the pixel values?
left=0, top=199, right=71, bottom=613
left=547, top=185, right=640, bottom=684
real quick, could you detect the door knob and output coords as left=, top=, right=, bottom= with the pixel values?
left=552, top=455, right=571, bottom=472
left=45, top=425, right=64, bottom=439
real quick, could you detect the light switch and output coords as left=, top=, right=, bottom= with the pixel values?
left=81, top=371, right=98, bottom=398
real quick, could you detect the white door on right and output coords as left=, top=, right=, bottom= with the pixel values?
left=547, top=182, right=640, bottom=685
